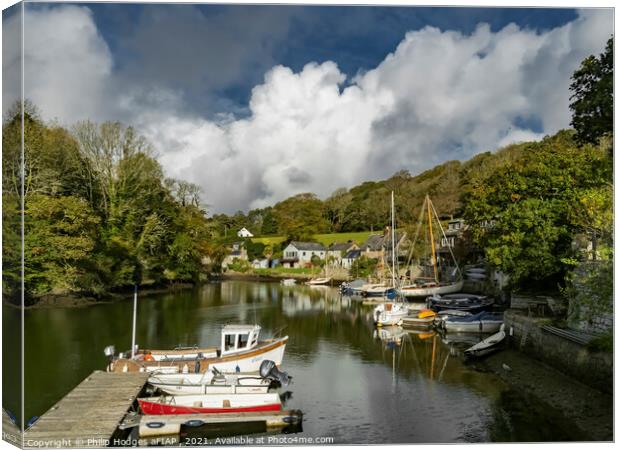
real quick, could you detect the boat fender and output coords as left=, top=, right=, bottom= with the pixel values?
left=145, top=421, right=165, bottom=429
left=182, top=364, right=189, bottom=374
left=235, top=365, right=240, bottom=373
left=194, top=359, right=201, bottom=374
left=184, top=419, right=206, bottom=428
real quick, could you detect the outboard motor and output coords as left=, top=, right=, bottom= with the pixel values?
left=259, top=360, right=291, bottom=387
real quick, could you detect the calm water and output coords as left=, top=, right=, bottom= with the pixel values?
left=3, top=281, right=581, bottom=443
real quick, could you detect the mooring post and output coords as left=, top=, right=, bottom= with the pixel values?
left=131, top=284, right=138, bottom=359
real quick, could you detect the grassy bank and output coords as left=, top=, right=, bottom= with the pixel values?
left=251, top=230, right=376, bottom=246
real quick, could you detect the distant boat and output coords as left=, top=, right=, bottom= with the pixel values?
left=340, top=278, right=367, bottom=295
left=398, top=195, right=463, bottom=298
left=281, top=278, right=297, bottom=286
left=464, top=324, right=506, bottom=358
left=138, top=393, right=282, bottom=415
left=400, top=309, right=437, bottom=328
left=307, top=277, right=331, bottom=286
left=429, top=293, right=494, bottom=313
left=441, top=311, right=504, bottom=333
left=399, top=279, right=464, bottom=298
left=107, top=324, right=287, bottom=373
left=373, top=191, right=408, bottom=325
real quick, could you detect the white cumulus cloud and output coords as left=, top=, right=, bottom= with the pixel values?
left=2, top=6, right=613, bottom=213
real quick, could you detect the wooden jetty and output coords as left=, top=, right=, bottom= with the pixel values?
left=23, top=371, right=149, bottom=448
left=121, top=410, right=303, bottom=437
left=3, top=409, right=22, bottom=446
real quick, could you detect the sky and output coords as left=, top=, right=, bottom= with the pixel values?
left=1, top=3, right=614, bottom=214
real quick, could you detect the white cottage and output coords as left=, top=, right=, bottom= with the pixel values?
left=281, top=241, right=327, bottom=268
left=237, top=227, right=254, bottom=238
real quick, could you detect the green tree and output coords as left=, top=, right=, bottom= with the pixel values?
left=569, top=37, right=613, bottom=146
left=462, top=130, right=611, bottom=288
left=272, top=193, right=329, bottom=241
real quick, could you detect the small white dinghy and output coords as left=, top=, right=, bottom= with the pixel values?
left=464, top=324, right=506, bottom=358
left=148, top=372, right=271, bottom=395
left=280, top=278, right=297, bottom=286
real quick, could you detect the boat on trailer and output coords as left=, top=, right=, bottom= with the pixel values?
left=138, top=393, right=283, bottom=415
left=107, top=324, right=287, bottom=374
left=464, top=324, right=506, bottom=358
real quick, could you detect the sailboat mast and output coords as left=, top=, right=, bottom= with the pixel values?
left=391, top=191, right=396, bottom=288
left=427, top=195, right=438, bottom=282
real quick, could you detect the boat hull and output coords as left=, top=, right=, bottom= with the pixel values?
left=442, top=320, right=503, bottom=333
left=148, top=373, right=271, bottom=395
left=399, top=280, right=464, bottom=298
left=138, top=394, right=282, bottom=415
left=109, top=337, right=288, bottom=374
left=464, top=326, right=506, bottom=358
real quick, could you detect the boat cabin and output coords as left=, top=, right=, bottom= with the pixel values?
left=221, top=324, right=261, bottom=355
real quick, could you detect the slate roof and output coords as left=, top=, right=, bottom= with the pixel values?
left=288, top=241, right=326, bottom=251
left=361, top=232, right=405, bottom=251
left=344, top=250, right=362, bottom=259
left=328, top=242, right=356, bottom=252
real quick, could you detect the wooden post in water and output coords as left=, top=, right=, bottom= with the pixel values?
left=131, top=285, right=138, bottom=359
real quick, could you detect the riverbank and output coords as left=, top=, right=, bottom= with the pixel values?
left=3, top=282, right=196, bottom=309
left=475, top=347, right=613, bottom=441
left=222, top=270, right=349, bottom=284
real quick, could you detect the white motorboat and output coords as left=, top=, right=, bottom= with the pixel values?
left=108, top=324, right=287, bottom=373
left=374, top=302, right=409, bottom=326
left=148, top=372, right=271, bottom=395
left=280, top=278, right=297, bottom=286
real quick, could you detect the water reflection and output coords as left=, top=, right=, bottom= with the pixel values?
left=3, top=281, right=583, bottom=443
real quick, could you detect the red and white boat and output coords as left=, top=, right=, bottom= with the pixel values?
left=138, top=393, right=282, bottom=415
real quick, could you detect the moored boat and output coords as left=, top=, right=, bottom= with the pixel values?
left=280, top=278, right=297, bottom=286
left=107, top=324, right=287, bottom=373
left=464, top=324, right=506, bottom=358
left=138, top=393, right=282, bottom=415
left=428, top=293, right=494, bottom=313
left=374, top=302, right=409, bottom=326
left=399, top=279, right=464, bottom=298
left=307, top=277, right=331, bottom=286
left=442, top=311, right=504, bottom=333
left=400, top=309, right=438, bottom=328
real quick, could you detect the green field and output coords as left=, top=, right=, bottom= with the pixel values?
left=251, top=231, right=375, bottom=247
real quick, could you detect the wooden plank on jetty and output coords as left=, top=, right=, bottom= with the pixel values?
left=128, top=410, right=303, bottom=437
left=23, top=371, right=149, bottom=448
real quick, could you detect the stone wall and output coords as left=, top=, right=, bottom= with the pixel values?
left=504, top=310, right=612, bottom=393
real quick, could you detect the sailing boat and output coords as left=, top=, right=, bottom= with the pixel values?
left=373, top=192, right=409, bottom=326
left=398, top=195, right=463, bottom=299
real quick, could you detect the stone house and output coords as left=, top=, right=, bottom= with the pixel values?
left=281, top=241, right=327, bottom=268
